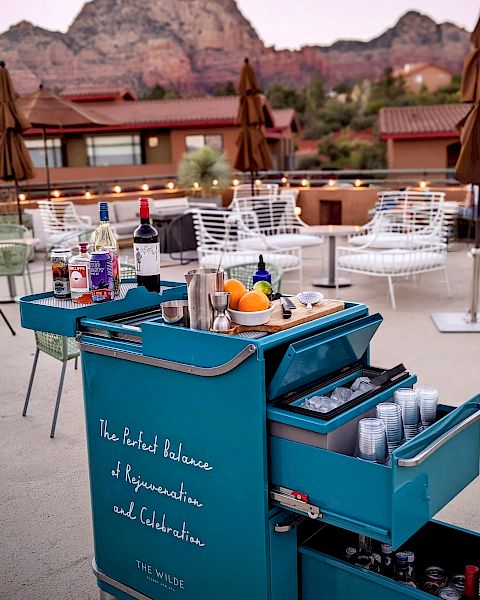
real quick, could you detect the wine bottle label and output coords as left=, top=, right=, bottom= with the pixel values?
left=134, top=242, right=160, bottom=276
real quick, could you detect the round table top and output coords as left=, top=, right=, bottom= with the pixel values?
left=302, top=225, right=362, bottom=236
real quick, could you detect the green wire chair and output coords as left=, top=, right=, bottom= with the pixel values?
left=223, top=262, right=283, bottom=292
left=22, top=261, right=134, bottom=438
left=0, top=225, right=34, bottom=296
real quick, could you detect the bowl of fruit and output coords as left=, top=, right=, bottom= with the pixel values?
left=224, top=279, right=274, bottom=326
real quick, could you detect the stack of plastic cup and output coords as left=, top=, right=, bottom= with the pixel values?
left=376, top=402, right=405, bottom=455
left=416, top=386, right=438, bottom=431
left=394, top=388, right=420, bottom=440
left=357, top=418, right=388, bottom=464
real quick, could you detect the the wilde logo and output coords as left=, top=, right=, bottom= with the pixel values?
left=136, top=560, right=185, bottom=592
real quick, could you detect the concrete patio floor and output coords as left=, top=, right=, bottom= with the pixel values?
left=1, top=242, right=479, bottom=600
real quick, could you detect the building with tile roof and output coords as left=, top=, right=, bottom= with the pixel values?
left=392, top=63, right=453, bottom=94
left=379, top=104, right=469, bottom=170
left=22, top=95, right=299, bottom=185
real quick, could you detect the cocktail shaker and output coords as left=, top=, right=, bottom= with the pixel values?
left=185, top=268, right=225, bottom=330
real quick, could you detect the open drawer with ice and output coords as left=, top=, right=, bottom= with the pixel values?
left=268, top=395, right=480, bottom=549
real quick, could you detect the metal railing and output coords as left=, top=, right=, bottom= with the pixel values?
left=0, top=168, right=462, bottom=204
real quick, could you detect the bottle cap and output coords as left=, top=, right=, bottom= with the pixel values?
left=258, top=254, right=266, bottom=270
left=99, top=202, right=109, bottom=221
left=381, top=543, right=393, bottom=554
left=405, top=551, right=415, bottom=563
left=139, top=197, right=150, bottom=219
left=79, top=242, right=89, bottom=253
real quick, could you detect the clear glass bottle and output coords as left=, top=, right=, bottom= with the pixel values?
left=68, top=242, right=91, bottom=303
left=94, top=202, right=120, bottom=295
left=355, top=535, right=374, bottom=570
left=381, top=543, right=394, bottom=578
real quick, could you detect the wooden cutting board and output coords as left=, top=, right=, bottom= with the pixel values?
left=220, top=297, right=345, bottom=335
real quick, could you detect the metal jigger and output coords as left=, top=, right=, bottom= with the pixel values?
left=210, top=292, right=232, bottom=332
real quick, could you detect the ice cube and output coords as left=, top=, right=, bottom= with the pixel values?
left=349, top=389, right=365, bottom=400
left=351, top=377, right=371, bottom=391
left=308, top=395, right=334, bottom=413
left=359, top=381, right=375, bottom=393
left=330, top=386, right=354, bottom=404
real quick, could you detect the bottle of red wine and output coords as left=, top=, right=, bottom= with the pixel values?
left=133, top=198, right=160, bottom=293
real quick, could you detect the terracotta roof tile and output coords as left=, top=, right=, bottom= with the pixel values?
left=83, top=96, right=240, bottom=126
left=379, top=103, right=470, bottom=137
left=64, top=95, right=286, bottom=129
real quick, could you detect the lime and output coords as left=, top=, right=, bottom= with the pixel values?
left=253, top=280, right=273, bottom=297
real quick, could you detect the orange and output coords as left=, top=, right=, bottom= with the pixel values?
left=224, top=278, right=248, bottom=310
left=237, top=290, right=270, bottom=312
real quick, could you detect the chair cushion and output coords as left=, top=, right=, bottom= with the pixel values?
left=112, top=221, right=137, bottom=238
left=237, top=233, right=321, bottom=250
left=338, top=250, right=445, bottom=274
left=112, top=200, right=139, bottom=223
left=348, top=232, right=437, bottom=249
left=199, top=251, right=300, bottom=270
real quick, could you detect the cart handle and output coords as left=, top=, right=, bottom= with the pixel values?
left=79, top=340, right=257, bottom=376
left=397, top=409, right=480, bottom=468
left=93, top=559, right=153, bottom=600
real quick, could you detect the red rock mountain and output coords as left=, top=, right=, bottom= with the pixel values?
left=0, top=0, right=470, bottom=94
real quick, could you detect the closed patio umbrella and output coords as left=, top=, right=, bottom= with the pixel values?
left=234, top=58, right=272, bottom=194
left=17, top=85, right=114, bottom=201
left=0, top=61, right=35, bottom=224
left=432, top=15, right=480, bottom=331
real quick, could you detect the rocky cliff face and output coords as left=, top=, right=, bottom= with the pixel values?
left=0, top=1, right=470, bottom=94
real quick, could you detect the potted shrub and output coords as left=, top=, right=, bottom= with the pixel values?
left=177, top=146, right=231, bottom=206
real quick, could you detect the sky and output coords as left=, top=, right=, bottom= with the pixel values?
left=0, top=0, right=478, bottom=49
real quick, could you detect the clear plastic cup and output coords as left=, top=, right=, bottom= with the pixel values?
left=357, top=418, right=388, bottom=464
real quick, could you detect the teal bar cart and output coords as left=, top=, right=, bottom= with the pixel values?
left=19, top=282, right=480, bottom=600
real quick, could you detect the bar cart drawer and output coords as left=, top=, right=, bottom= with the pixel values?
left=19, top=281, right=186, bottom=336
left=299, top=521, right=480, bottom=600
left=269, top=396, right=480, bottom=548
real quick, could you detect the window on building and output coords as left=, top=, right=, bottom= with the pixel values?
left=85, top=134, right=142, bottom=166
left=185, top=134, right=223, bottom=153
left=25, top=138, right=63, bottom=168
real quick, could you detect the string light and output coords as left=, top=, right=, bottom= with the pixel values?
left=354, top=179, right=362, bottom=187
left=232, top=178, right=240, bottom=186
left=419, top=180, right=427, bottom=190
left=193, top=182, right=200, bottom=190
left=52, top=190, right=61, bottom=198
left=84, top=191, right=92, bottom=200
left=18, top=193, right=26, bottom=201
left=212, top=179, right=218, bottom=186
left=328, top=179, right=335, bottom=187
left=166, top=181, right=175, bottom=190
left=113, top=185, right=122, bottom=194
left=295, top=206, right=302, bottom=216
left=254, top=179, right=262, bottom=186
left=141, top=183, right=149, bottom=192
left=301, top=179, right=309, bottom=187
left=281, top=176, right=288, bottom=185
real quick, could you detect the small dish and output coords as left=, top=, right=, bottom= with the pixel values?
left=227, top=304, right=274, bottom=326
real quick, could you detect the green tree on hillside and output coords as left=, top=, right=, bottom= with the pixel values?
left=140, top=83, right=181, bottom=100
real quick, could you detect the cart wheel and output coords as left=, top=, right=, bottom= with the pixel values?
left=308, top=510, right=319, bottom=520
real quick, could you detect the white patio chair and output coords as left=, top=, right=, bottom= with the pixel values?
left=336, top=237, right=451, bottom=310
left=37, top=200, right=93, bottom=291
left=348, top=191, right=446, bottom=249
left=232, top=182, right=279, bottom=203
left=190, top=208, right=301, bottom=280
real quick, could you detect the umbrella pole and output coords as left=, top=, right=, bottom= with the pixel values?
left=469, top=185, right=480, bottom=323
left=42, top=127, right=51, bottom=201
left=250, top=171, right=254, bottom=196
left=14, top=180, right=22, bottom=225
